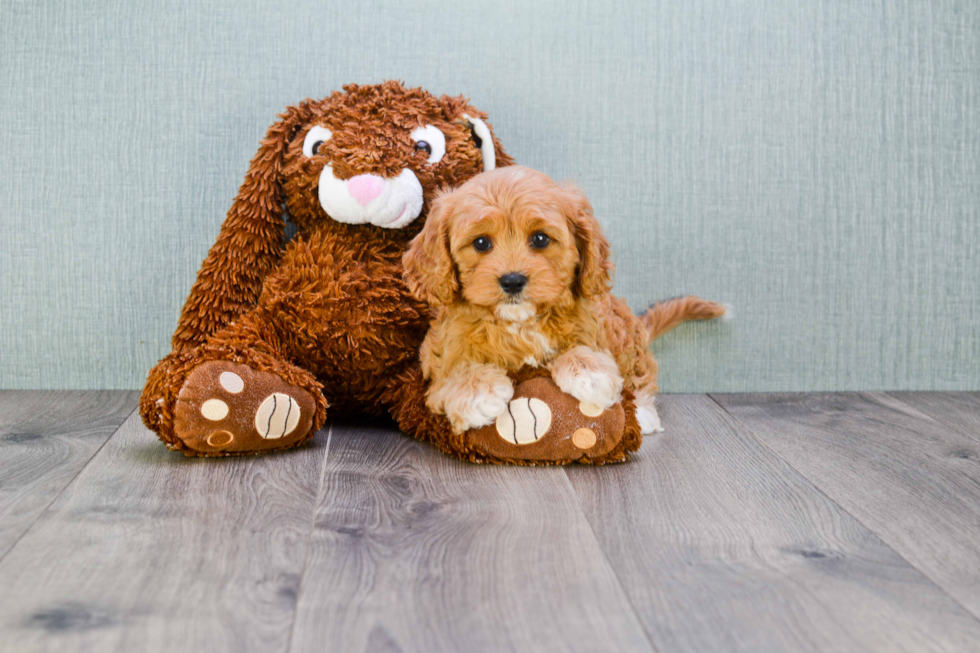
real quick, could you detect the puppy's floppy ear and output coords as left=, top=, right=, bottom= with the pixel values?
left=560, top=183, right=614, bottom=299
left=172, top=101, right=314, bottom=352
left=403, top=189, right=460, bottom=306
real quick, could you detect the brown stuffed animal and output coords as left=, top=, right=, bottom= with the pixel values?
left=139, top=81, right=647, bottom=464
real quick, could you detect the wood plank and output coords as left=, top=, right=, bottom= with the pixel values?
left=287, top=420, right=654, bottom=653
left=888, top=392, right=980, bottom=441
left=568, top=394, right=980, bottom=653
left=0, top=412, right=328, bottom=653
left=714, top=392, right=980, bottom=624
left=0, top=391, right=138, bottom=559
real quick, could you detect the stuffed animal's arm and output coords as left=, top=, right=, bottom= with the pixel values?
left=171, top=216, right=283, bottom=352
left=170, top=103, right=310, bottom=352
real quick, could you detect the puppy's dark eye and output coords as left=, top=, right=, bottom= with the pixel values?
left=311, top=141, right=324, bottom=156
left=530, top=232, right=551, bottom=249
left=414, top=141, right=432, bottom=155
left=473, top=236, right=492, bottom=252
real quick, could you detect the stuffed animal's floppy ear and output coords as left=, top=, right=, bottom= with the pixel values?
left=402, top=190, right=459, bottom=307
left=171, top=102, right=313, bottom=352
left=460, top=114, right=497, bottom=172
left=560, top=184, right=614, bottom=300
left=440, top=93, right=515, bottom=172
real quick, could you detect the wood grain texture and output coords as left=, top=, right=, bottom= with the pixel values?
left=568, top=394, right=980, bottom=653
left=0, top=391, right=138, bottom=560
left=5, top=392, right=980, bottom=652
left=888, top=392, right=980, bottom=441
left=714, top=392, right=980, bottom=623
left=0, top=412, right=329, bottom=653
left=287, top=420, right=653, bottom=653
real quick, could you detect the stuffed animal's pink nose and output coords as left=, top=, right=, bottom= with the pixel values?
left=346, top=174, right=385, bottom=206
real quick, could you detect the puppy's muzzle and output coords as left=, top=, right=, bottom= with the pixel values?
left=498, top=272, right=528, bottom=295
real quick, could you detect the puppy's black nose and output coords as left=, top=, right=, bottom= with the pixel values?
left=498, top=272, right=528, bottom=295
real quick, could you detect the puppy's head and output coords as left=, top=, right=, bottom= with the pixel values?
left=403, top=166, right=613, bottom=320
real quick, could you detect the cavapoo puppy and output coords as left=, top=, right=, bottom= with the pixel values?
left=403, top=165, right=725, bottom=434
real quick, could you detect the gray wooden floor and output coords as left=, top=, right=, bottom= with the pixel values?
left=1, top=392, right=979, bottom=653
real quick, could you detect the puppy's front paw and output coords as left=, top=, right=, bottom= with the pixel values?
left=428, top=364, right=515, bottom=433
left=444, top=379, right=514, bottom=433
left=550, top=346, right=624, bottom=411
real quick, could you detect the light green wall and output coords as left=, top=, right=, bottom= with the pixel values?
left=1, top=0, right=977, bottom=391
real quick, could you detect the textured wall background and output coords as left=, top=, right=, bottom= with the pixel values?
left=1, top=0, right=977, bottom=391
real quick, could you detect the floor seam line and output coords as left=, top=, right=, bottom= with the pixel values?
left=706, top=392, right=980, bottom=625
left=560, top=467, right=663, bottom=653
left=284, top=421, right=333, bottom=653
left=0, top=398, right=138, bottom=567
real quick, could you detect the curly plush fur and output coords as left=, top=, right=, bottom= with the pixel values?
left=139, top=82, right=651, bottom=463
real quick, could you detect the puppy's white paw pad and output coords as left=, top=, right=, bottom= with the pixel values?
left=551, top=348, right=623, bottom=410
left=557, top=371, right=623, bottom=410
left=637, top=404, right=664, bottom=435
left=444, top=378, right=515, bottom=432
left=496, top=397, right=552, bottom=445
left=471, top=395, right=510, bottom=424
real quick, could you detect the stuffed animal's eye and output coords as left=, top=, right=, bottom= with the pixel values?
left=409, top=125, right=446, bottom=164
left=530, top=232, right=551, bottom=249
left=303, top=125, right=332, bottom=158
left=473, top=236, right=492, bottom=252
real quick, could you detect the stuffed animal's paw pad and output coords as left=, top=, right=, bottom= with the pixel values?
left=572, top=427, right=598, bottom=449
left=495, top=397, right=552, bottom=445
left=206, top=430, right=234, bottom=447
left=200, top=398, right=230, bottom=420
left=254, top=393, right=302, bottom=439
left=578, top=401, right=604, bottom=417
left=218, top=371, right=245, bottom=393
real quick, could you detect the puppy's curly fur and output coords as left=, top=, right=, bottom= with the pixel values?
left=404, top=166, right=726, bottom=434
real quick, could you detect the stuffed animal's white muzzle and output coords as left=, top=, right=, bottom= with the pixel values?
left=317, top=166, right=424, bottom=229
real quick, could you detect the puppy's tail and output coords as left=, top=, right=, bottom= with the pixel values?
left=640, top=296, right=727, bottom=345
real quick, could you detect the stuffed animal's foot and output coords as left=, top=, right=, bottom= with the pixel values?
left=172, top=361, right=319, bottom=455
left=465, top=376, right=637, bottom=464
